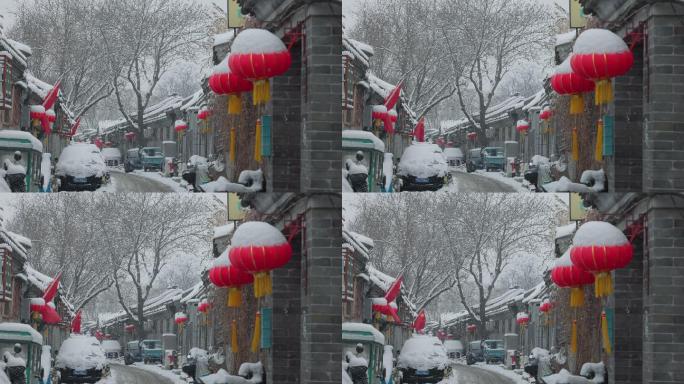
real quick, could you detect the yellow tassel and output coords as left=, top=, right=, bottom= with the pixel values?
left=231, top=320, right=238, bottom=353
left=570, top=287, right=585, bottom=308
left=254, top=119, right=262, bottom=162
left=595, top=119, right=604, bottom=162
left=252, top=80, right=271, bottom=105
left=253, top=272, right=272, bottom=298
left=570, top=94, right=584, bottom=115
left=594, top=272, right=614, bottom=298
left=595, top=79, right=613, bottom=105
left=601, top=311, right=611, bottom=354
left=251, top=312, right=261, bottom=353
left=227, top=287, right=242, bottom=307
left=571, top=320, right=578, bottom=354
left=228, top=95, right=242, bottom=115
left=571, top=127, right=580, bottom=161
left=229, top=128, right=236, bottom=162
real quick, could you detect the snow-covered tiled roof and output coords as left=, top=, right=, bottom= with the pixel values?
left=99, top=285, right=192, bottom=326
left=343, top=36, right=374, bottom=68
left=555, top=223, right=577, bottom=240
left=342, top=229, right=373, bottom=260
left=0, top=229, right=30, bottom=260
left=0, top=33, right=30, bottom=67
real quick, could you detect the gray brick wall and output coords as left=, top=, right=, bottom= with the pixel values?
left=300, top=2, right=342, bottom=192
left=643, top=5, right=684, bottom=192
left=610, top=232, right=643, bottom=384
left=301, top=194, right=342, bottom=384
left=611, top=42, right=644, bottom=192
left=642, top=195, right=684, bottom=383
left=270, top=44, right=303, bottom=192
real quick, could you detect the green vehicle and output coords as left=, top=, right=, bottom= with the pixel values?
left=141, top=339, right=163, bottom=364
left=0, top=130, right=44, bottom=192
left=342, top=130, right=386, bottom=192
left=140, top=147, right=165, bottom=172
left=0, top=323, right=46, bottom=384
left=482, top=339, right=505, bottom=364
left=482, top=147, right=505, bottom=172
left=342, top=322, right=385, bottom=384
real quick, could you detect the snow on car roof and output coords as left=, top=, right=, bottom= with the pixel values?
left=56, top=143, right=107, bottom=178
left=342, top=322, right=385, bottom=344
left=398, top=143, right=448, bottom=178
left=0, top=323, right=43, bottom=344
left=55, top=335, right=106, bottom=371
left=0, top=130, right=43, bottom=152
left=397, top=335, right=449, bottom=371
left=342, top=130, right=385, bottom=152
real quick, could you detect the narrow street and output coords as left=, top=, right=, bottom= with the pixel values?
left=446, top=171, right=518, bottom=192
left=103, top=171, right=177, bottom=193
left=445, top=364, right=517, bottom=384
left=108, top=364, right=177, bottom=384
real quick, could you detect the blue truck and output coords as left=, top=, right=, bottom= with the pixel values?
left=140, top=147, right=165, bottom=172
left=482, top=147, right=506, bottom=172
left=483, top=339, right=505, bottom=364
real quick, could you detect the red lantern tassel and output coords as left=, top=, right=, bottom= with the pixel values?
left=571, top=127, right=580, bottom=161
left=251, top=312, right=261, bottom=353
left=594, top=272, right=613, bottom=298
left=254, top=119, right=262, bottom=162
left=570, top=94, right=584, bottom=115
left=231, top=320, right=238, bottom=353
left=229, top=128, right=236, bottom=163
left=228, top=95, right=242, bottom=115
left=601, top=311, right=611, bottom=354
left=595, top=79, right=613, bottom=105
left=253, top=272, right=272, bottom=298
left=595, top=120, right=604, bottom=162
left=570, top=287, right=584, bottom=307
left=227, top=287, right=242, bottom=308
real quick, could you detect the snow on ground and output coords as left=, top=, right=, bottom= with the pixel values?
left=472, top=363, right=529, bottom=384
left=474, top=170, right=530, bottom=192
left=130, top=170, right=187, bottom=192
left=132, top=362, right=186, bottom=384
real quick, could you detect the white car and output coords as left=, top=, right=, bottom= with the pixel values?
left=397, top=143, right=449, bottom=191
left=55, top=143, right=108, bottom=191
left=55, top=335, right=108, bottom=383
left=397, top=335, right=450, bottom=383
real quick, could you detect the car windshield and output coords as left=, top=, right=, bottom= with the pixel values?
left=484, top=340, right=502, bottom=349
left=484, top=148, right=503, bottom=156
left=142, top=148, right=161, bottom=156
left=143, top=341, right=159, bottom=349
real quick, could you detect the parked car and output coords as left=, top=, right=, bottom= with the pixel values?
left=466, top=340, right=484, bottom=365
left=124, top=148, right=142, bottom=173
left=397, top=143, right=449, bottom=191
left=483, top=339, right=505, bottom=364
left=443, top=147, right=464, bottom=167
left=55, top=335, right=108, bottom=383
left=140, top=339, right=163, bottom=364
left=55, top=143, right=107, bottom=191
left=482, top=147, right=506, bottom=171
left=124, top=341, right=142, bottom=365
left=100, top=148, right=122, bottom=168
left=443, top=339, right=464, bottom=359
left=140, top=147, right=165, bottom=172
left=100, top=340, right=121, bottom=359
left=397, top=335, right=450, bottom=383
left=466, top=148, right=483, bottom=173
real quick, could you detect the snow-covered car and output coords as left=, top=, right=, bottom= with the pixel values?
left=397, top=335, right=450, bottom=383
left=443, top=147, right=464, bottom=167
left=100, top=340, right=122, bottom=359
left=100, top=148, right=122, bottom=168
left=397, top=143, right=449, bottom=191
left=443, top=339, right=465, bottom=359
left=55, top=143, right=108, bottom=191
left=55, top=335, right=108, bottom=383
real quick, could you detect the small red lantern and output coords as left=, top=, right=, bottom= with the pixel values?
left=175, top=312, right=188, bottom=325
left=197, top=107, right=212, bottom=121
left=570, top=221, right=633, bottom=298
left=371, top=298, right=400, bottom=323
left=539, top=106, right=553, bottom=121
left=467, top=132, right=477, bottom=141
left=372, top=105, right=388, bottom=128
left=30, top=298, right=45, bottom=321
left=550, top=55, right=595, bottom=115
left=551, top=249, right=595, bottom=307
left=125, top=324, right=135, bottom=333
left=229, top=28, right=292, bottom=105
left=228, top=222, right=293, bottom=298
left=539, top=299, right=552, bottom=313
left=124, top=132, right=136, bottom=142
left=174, top=119, right=188, bottom=133
left=388, top=109, right=398, bottom=124
left=413, top=309, right=426, bottom=333
left=209, top=56, right=253, bottom=115
left=571, top=29, right=634, bottom=105
left=516, top=312, right=530, bottom=326
left=45, top=109, right=56, bottom=134
left=30, top=105, right=45, bottom=127
left=94, top=330, right=104, bottom=341
left=516, top=120, right=530, bottom=134
left=197, top=299, right=211, bottom=313
left=208, top=252, right=254, bottom=307
left=467, top=324, right=477, bottom=334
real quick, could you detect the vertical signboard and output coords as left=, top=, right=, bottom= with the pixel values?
left=228, top=193, right=247, bottom=221
left=228, top=0, right=245, bottom=29
left=570, top=0, right=587, bottom=29
left=569, top=193, right=588, bottom=221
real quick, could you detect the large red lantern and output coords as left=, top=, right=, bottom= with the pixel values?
left=570, top=221, right=633, bottom=298
left=413, top=309, right=426, bottom=333
left=551, top=249, right=595, bottom=307
left=550, top=55, right=595, bottom=115
left=371, top=298, right=400, bottom=323
left=516, top=119, right=530, bottom=134
left=571, top=29, right=634, bottom=105
left=209, top=56, right=253, bottom=115
left=228, top=222, right=292, bottom=298
left=208, top=251, right=254, bottom=307
left=228, top=28, right=291, bottom=105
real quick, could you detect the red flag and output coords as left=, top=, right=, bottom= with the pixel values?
left=71, top=310, right=82, bottom=334
left=69, top=117, right=82, bottom=137
left=413, top=117, right=425, bottom=142
left=384, top=81, right=403, bottom=110
left=42, top=80, right=61, bottom=110
left=384, top=275, right=403, bottom=303
left=42, top=272, right=62, bottom=303
left=413, top=310, right=426, bottom=333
